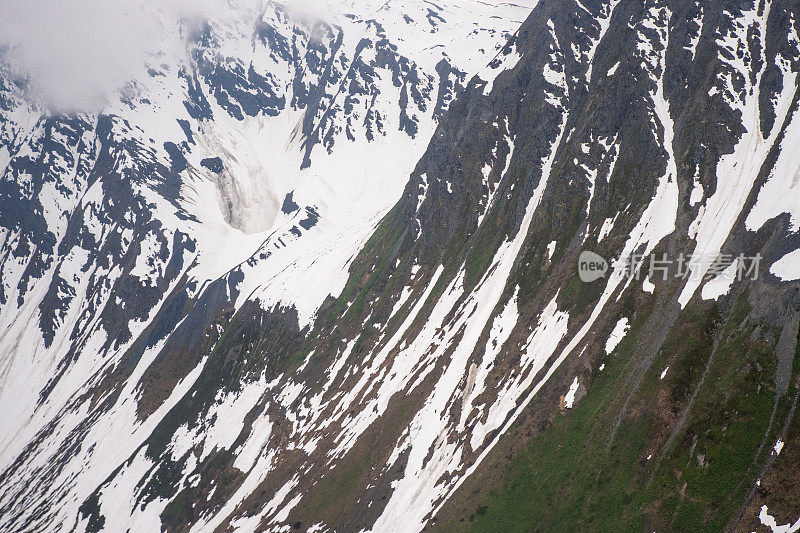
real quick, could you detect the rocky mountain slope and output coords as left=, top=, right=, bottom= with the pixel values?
left=2, top=0, right=800, bottom=531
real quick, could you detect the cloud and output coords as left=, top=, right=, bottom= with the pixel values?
left=0, top=0, right=233, bottom=112
left=1, top=0, right=145, bottom=110
left=0, top=0, right=353, bottom=113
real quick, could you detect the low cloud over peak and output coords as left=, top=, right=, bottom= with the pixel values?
left=0, top=0, right=372, bottom=113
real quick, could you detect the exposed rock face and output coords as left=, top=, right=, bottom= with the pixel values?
left=2, top=0, right=800, bottom=531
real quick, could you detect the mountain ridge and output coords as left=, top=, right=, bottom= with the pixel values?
left=3, top=0, right=800, bottom=531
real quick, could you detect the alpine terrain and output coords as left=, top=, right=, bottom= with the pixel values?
left=1, top=0, right=800, bottom=531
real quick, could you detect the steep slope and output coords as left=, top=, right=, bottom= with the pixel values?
left=0, top=1, right=532, bottom=530
left=3, top=0, right=800, bottom=531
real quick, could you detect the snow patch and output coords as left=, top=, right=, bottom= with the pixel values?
left=774, top=439, right=785, bottom=456
left=700, top=260, right=738, bottom=301
left=546, top=240, right=557, bottom=260
left=771, top=250, right=800, bottom=281
left=564, top=377, right=579, bottom=409
left=760, top=506, right=800, bottom=533
left=605, top=317, right=629, bottom=354
left=642, top=277, right=655, bottom=294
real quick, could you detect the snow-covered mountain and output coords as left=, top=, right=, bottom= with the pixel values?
left=0, top=1, right=533, bottom=530
left=2, top=0, right=800, bottom=531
